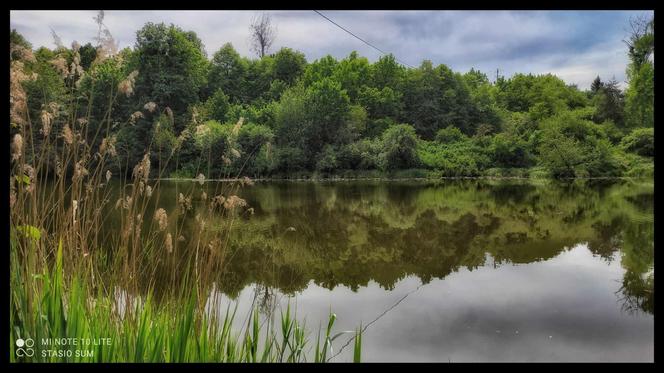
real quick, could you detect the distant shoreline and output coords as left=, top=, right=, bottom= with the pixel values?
left=155, top=176, right=649, bottom=182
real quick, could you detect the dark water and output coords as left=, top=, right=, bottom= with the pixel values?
left=114, top=179, right=655, bottom=362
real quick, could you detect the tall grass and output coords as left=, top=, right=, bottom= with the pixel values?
left=10, top=239, right=361, bottom=362
left=9, top=23, right=361, bottom=363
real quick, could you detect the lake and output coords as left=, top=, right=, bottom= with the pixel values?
left=105, top=178, right=654, bottom=362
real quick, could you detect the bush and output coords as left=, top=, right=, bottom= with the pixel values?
left=537, top=111, right=623, bottom=178
left=435, top=126, right=466, bottom=144
left=203, top=89, right=230, bottom=122
left=274, top=146, right=307, bottom=173
left=316, top=145, right=338, bottom=172
left=380, top=124, right=419, bottom=170
left=365, top=118, right=396, bottom=139
left=417, top=140, right=490, bottom=176
left=489, top=133, right=533, bottom=168
left=337, top=139, right=382, bottom=170
left=620, top=127, right=654, bottom=157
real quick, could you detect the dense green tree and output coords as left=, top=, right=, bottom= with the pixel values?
left=537, top=112, right=623, bottom=177
left=591, top=78, right=625, bottom=126
left=346, top=104, right=369, bottom=140
left=203, top=89, right=230, bottom=123
left=497, top=73, right=587, bottom=120
left=489, top=133, right=533, bottom=168
left=13, top=16, right=653, bottom=180
left=316, top=145, right=339, bottom=172
left=78, top=42, right=98, bottom=71
left=358, top=86, right=402, bottom=119
left=272, top=47, right=307, bottom=85
left=302, top=78, right=351, bottom=164
left=302, top=55, right=337, bottom=86
left=244, top=56, right=276, bottom=103
left=131, top=22, right=208, bottom=131
left=401, top=61, right=476, bottom=139
left=369, top=54, right=405, bottom=89
left=463, top=68, right=502, bottom=132
left=207, top=43, right=248, bottom=103
left=624, top=17, right=654, bottom=128
left=620, top=128, right=654, bottom=157
left=380, top=124, right=419, bottom=170
left=330, top=51, right=371, bottom=101
left=435, top=126, right=467, bottom=144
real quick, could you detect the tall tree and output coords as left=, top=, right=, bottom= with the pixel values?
left=591, top=78, right=625, bottom=126
left=401, top=61, right=476, bottom=138
left=249, top=13, right=277, bottom=58
left=131, top=22, right=208, bottom=128
left=272, top=47, right=307, bottom=85
left=624, top=15, right=654, bottom=128
left=207, top=43, right=248, bottom=103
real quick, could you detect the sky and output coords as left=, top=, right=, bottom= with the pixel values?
left=9, top=10, right=654, bottom=90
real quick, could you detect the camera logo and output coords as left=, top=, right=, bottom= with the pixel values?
left=15, top=338, right=34, bottom=357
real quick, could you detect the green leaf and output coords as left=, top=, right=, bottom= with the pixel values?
left=16, top=225, right=41, bottom=241
left=15, top=174, right=30, bottom=185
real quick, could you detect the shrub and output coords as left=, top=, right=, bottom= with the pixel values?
left=203, top=89, right=230, bottom=122
left=380, top=124, right=419, bottom=170
left=489, top=133, right=533, bottom=168
left=435, top=126, right=466, bottom=144
left=417, top=140, right=490, bottom=176
left=620, top=127, right=654, bottom=157
left=316, top=145, right=338, bottom=172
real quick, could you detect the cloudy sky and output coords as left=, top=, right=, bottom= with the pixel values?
left=10, top=10, right=653, bottom=90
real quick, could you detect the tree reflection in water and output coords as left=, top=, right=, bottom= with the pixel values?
left=100, top=178, right=654, bottom=315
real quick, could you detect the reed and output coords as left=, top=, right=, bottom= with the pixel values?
left=9, top=25, right=361, bottom=363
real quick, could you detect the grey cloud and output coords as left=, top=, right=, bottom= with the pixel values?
left=10, top=10, right=649, bottom=90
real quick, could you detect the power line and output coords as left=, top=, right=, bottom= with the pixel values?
left=312, top=10, right=415, bottom=68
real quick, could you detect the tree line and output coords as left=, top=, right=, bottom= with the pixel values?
left=9, top=14, right=654, bottom=180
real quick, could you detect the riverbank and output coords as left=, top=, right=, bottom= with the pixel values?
left=162, top=165, right=653, bottom=182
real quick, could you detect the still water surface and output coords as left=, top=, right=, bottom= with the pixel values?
left=114, top=179, right=655, bottom=362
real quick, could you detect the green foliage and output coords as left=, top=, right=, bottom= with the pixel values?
left=275, top=78, right=350, bottom=167
left=346, top=104, right=368, bottom=140
left=620, top=128, right=654, bottom=157
left=274, top=84, right=308, bottom=148
left=316, top=145, right=338, bottom=172
left=132, top=22, right=208, bottom=130
left=625, top=62, right=654, bottom=128
left=78, top=42, right=97, bottom=70
left=331, top=51, right=371, bottom=101
left=435, top=126, right=467, bottom=144
left=11, top=17, right=653, bottom=180
left=207, top=43, right=248, bottom=103
left=489, top=133, right=533, bottom=168
left=537, top=112, right=624, bottom=177
left=272, top=47, right=307, bottom=85
left=590, top=78, right=625, bottom=126
left=302, top=55, right=338, bottom=86
left=153, top=113, right=178, bottom=157
left=337, top=139, right=382, bottom=170
left=417, top=140, right=490, bottom=176
left=401, top=61, right=477, bottom=138
left=204, top=89, right=230, bottom=122
left=497, top=73, right=587, bottom=120
left=370, top=54, right=405, bottom=89
left=624, top=16, right=654, bottom=129
left=358, top=86, right=402, bottom=119
left=380, top=124, right=419, bottom=170
left=10, top=29, right=32, bottom=61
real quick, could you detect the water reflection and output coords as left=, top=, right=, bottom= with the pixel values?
left=101, top=179, right=653, bottom=317
left=101, top=178, right=653, bottom=361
